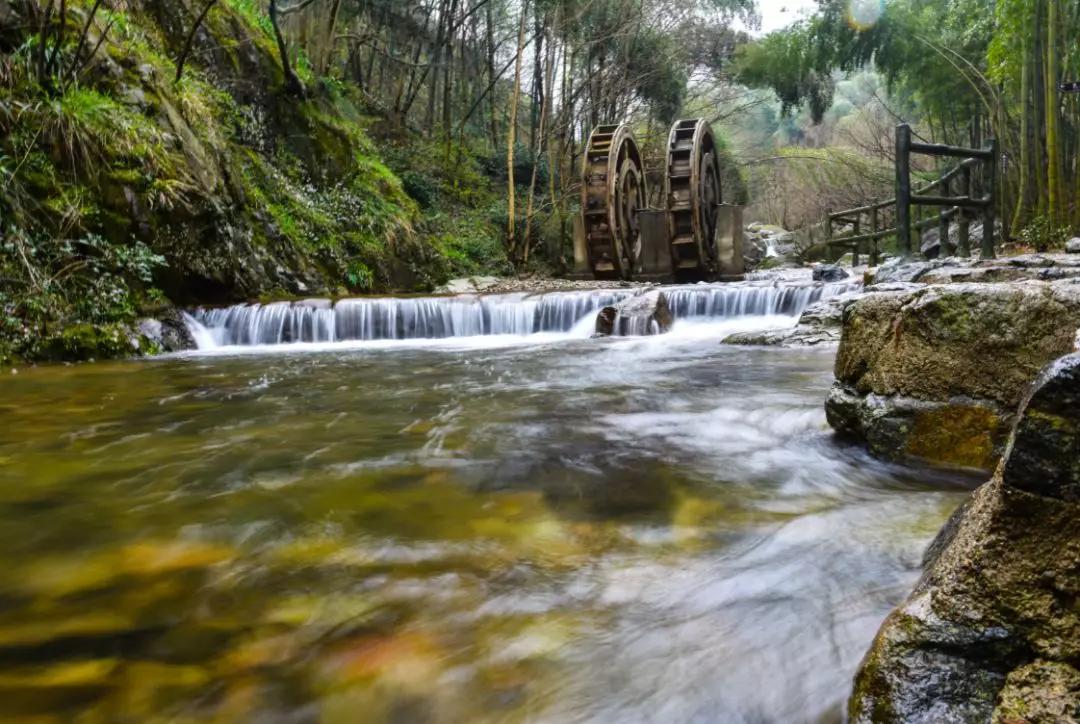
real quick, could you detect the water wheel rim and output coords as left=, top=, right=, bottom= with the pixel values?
left=615, top=160, right=644, bottom=269
left=698, top=150, right=721, bottom=259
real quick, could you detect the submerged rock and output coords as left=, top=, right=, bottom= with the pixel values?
left=827, top=280, right=1080, bottom=470
left=849, top=353, right=1080, bottom=723
left=812, top=264, right=849, bottom=283
left=594, top=290, right=673, bottom=337
left=723, top=290, right=862, bottom=347
left=826, top=387, right=1010, bottom=470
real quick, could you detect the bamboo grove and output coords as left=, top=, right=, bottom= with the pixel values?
left=738, top=0, right=1080, bottom=243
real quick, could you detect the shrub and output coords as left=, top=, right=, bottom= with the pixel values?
left=1019, top=216, right=1071, bottom=252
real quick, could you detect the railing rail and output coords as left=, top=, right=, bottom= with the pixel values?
left=826, top=124, right=996, bottom=264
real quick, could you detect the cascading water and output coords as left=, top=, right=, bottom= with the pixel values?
left=185, top=280, right=860, bottom=349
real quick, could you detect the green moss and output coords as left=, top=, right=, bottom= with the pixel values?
left=43, top=323, right=139, bottom=363
left=905, top=404, right=1005, bottom=470
left=2, top=0, right=514, bottom=362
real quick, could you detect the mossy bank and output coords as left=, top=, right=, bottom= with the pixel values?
left=0, top=0, right=510, bottom=363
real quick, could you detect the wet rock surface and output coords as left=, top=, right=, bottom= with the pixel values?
left=826, top=387, right=1010, bottom=471
left=594, top=290, right=673, bottom=336
left=827, top=279, right=1080, bottom=471
left=1001, top=355, right=1080, bottom=502
left=137, top=309, right=197, bottom=352
left=812, top=264, right=849, bottom=283
left=873, top=253, right=1080, bottom=286
left=723, top=290, right=861, bottom=347
left=849, top=352, right=1080, bottom=723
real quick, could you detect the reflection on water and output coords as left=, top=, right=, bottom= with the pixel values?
left=0, top=320, right=973, bottom=722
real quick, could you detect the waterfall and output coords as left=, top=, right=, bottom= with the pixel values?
left=186, top=281, right=859, bottom=348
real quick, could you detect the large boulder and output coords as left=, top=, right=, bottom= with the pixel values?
left=849, top=353, right=1080, bottom=723
left=594, top=290, right=673, bottom=336
left=137, top=308, right=197, bottom=352
left=827, top=280, right=1080, bottom=470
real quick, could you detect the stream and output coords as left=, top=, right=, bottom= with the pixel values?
left=0, top=282, right=974, bottom=722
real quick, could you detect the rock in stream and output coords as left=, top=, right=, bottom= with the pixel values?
left=594, top=290, right=673, bottom=336
left=849, top=353, right=1080, bottom=723
left=826, top=278, right=1080, bottom=471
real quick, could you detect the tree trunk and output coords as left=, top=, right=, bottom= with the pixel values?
left=524, top=17, right=554, bottom=263
left=321, top=0, right=343, bottom=75
left=175, top=0, right=220, bottom=84
left=269, top=0, right=306, bottom=97
left=1045, top=0, right=1062, bottom=224
left=506, top=0, right=528, bottom=257
left=485, top=1, right=498, bottom=149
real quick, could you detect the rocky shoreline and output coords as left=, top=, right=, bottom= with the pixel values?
left=848, top=353, right=1080, bottom=723
left=799, top=249, right=1080, bottom=722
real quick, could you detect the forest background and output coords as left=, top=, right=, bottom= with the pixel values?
left=0, top=0, right=1078, bottom=360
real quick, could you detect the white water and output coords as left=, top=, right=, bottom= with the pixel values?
left=185, top=280, right=860, bottom=352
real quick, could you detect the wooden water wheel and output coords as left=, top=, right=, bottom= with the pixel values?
left=581, top=124, right=648, bottom=280
left=665, top=118, right=723, bottom=280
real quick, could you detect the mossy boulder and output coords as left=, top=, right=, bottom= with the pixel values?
left=827, top=387, right=1010, bottom=470
left=993, top=661, right=1080, bottom=723
left=42, top=323, right=155, bottom=362
left=849, top=353, right=1080, bottom=723
left=828, top=279, right=1080, bottom=471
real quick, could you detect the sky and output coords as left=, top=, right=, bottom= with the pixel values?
left=755, top=0, right=819, bottom=34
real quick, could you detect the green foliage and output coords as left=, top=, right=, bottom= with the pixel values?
left=1, top=229, right=165, bottom=359
left=224, top=0, right=275, bottom=37
left=737, top=0, right=993, bottom=124
left=1019, top=215, right=1071, bottom=252
left=382, top=138, right=510, bottom=278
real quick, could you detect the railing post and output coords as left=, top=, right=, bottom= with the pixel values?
left=982, top=138, right=997, bottom=260
left=938, top=174, right=951, bottom=257
left=868, top=207, right=876, bottom=266
left=826, top=212, right=835, bottom=262
left=852, top=214, right=861, bottom=266
left=896, top=124, right=912, bottom=256
left=958, top=165, right=971, bottom=257
left=939, top=212, right=950, bottom=257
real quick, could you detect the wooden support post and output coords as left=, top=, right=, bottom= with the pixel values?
left=825, top=214, right=832, bottom=262
left=958, top=165, right=971, bottom=257
left=896, top=124, right=912, bottom=256
left=852, top=214, right=861, bottom=266
left=938, top=174, right=951, bottom=257
left=870, top=207, right=880, bottom=266
left=982, top=138, right=997, bottom=259
left=939, top=212, right=950, bottom=256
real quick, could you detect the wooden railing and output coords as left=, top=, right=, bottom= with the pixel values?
left=827, top=123, right=997, bottom=263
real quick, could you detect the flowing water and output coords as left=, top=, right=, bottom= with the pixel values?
left=0, top=283, right=974, bottom=722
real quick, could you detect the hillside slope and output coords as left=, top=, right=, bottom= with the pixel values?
left=0, top=0, right=505, bottom=361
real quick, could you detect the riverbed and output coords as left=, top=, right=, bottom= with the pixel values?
left=0, top=306, right=973, bottom=721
